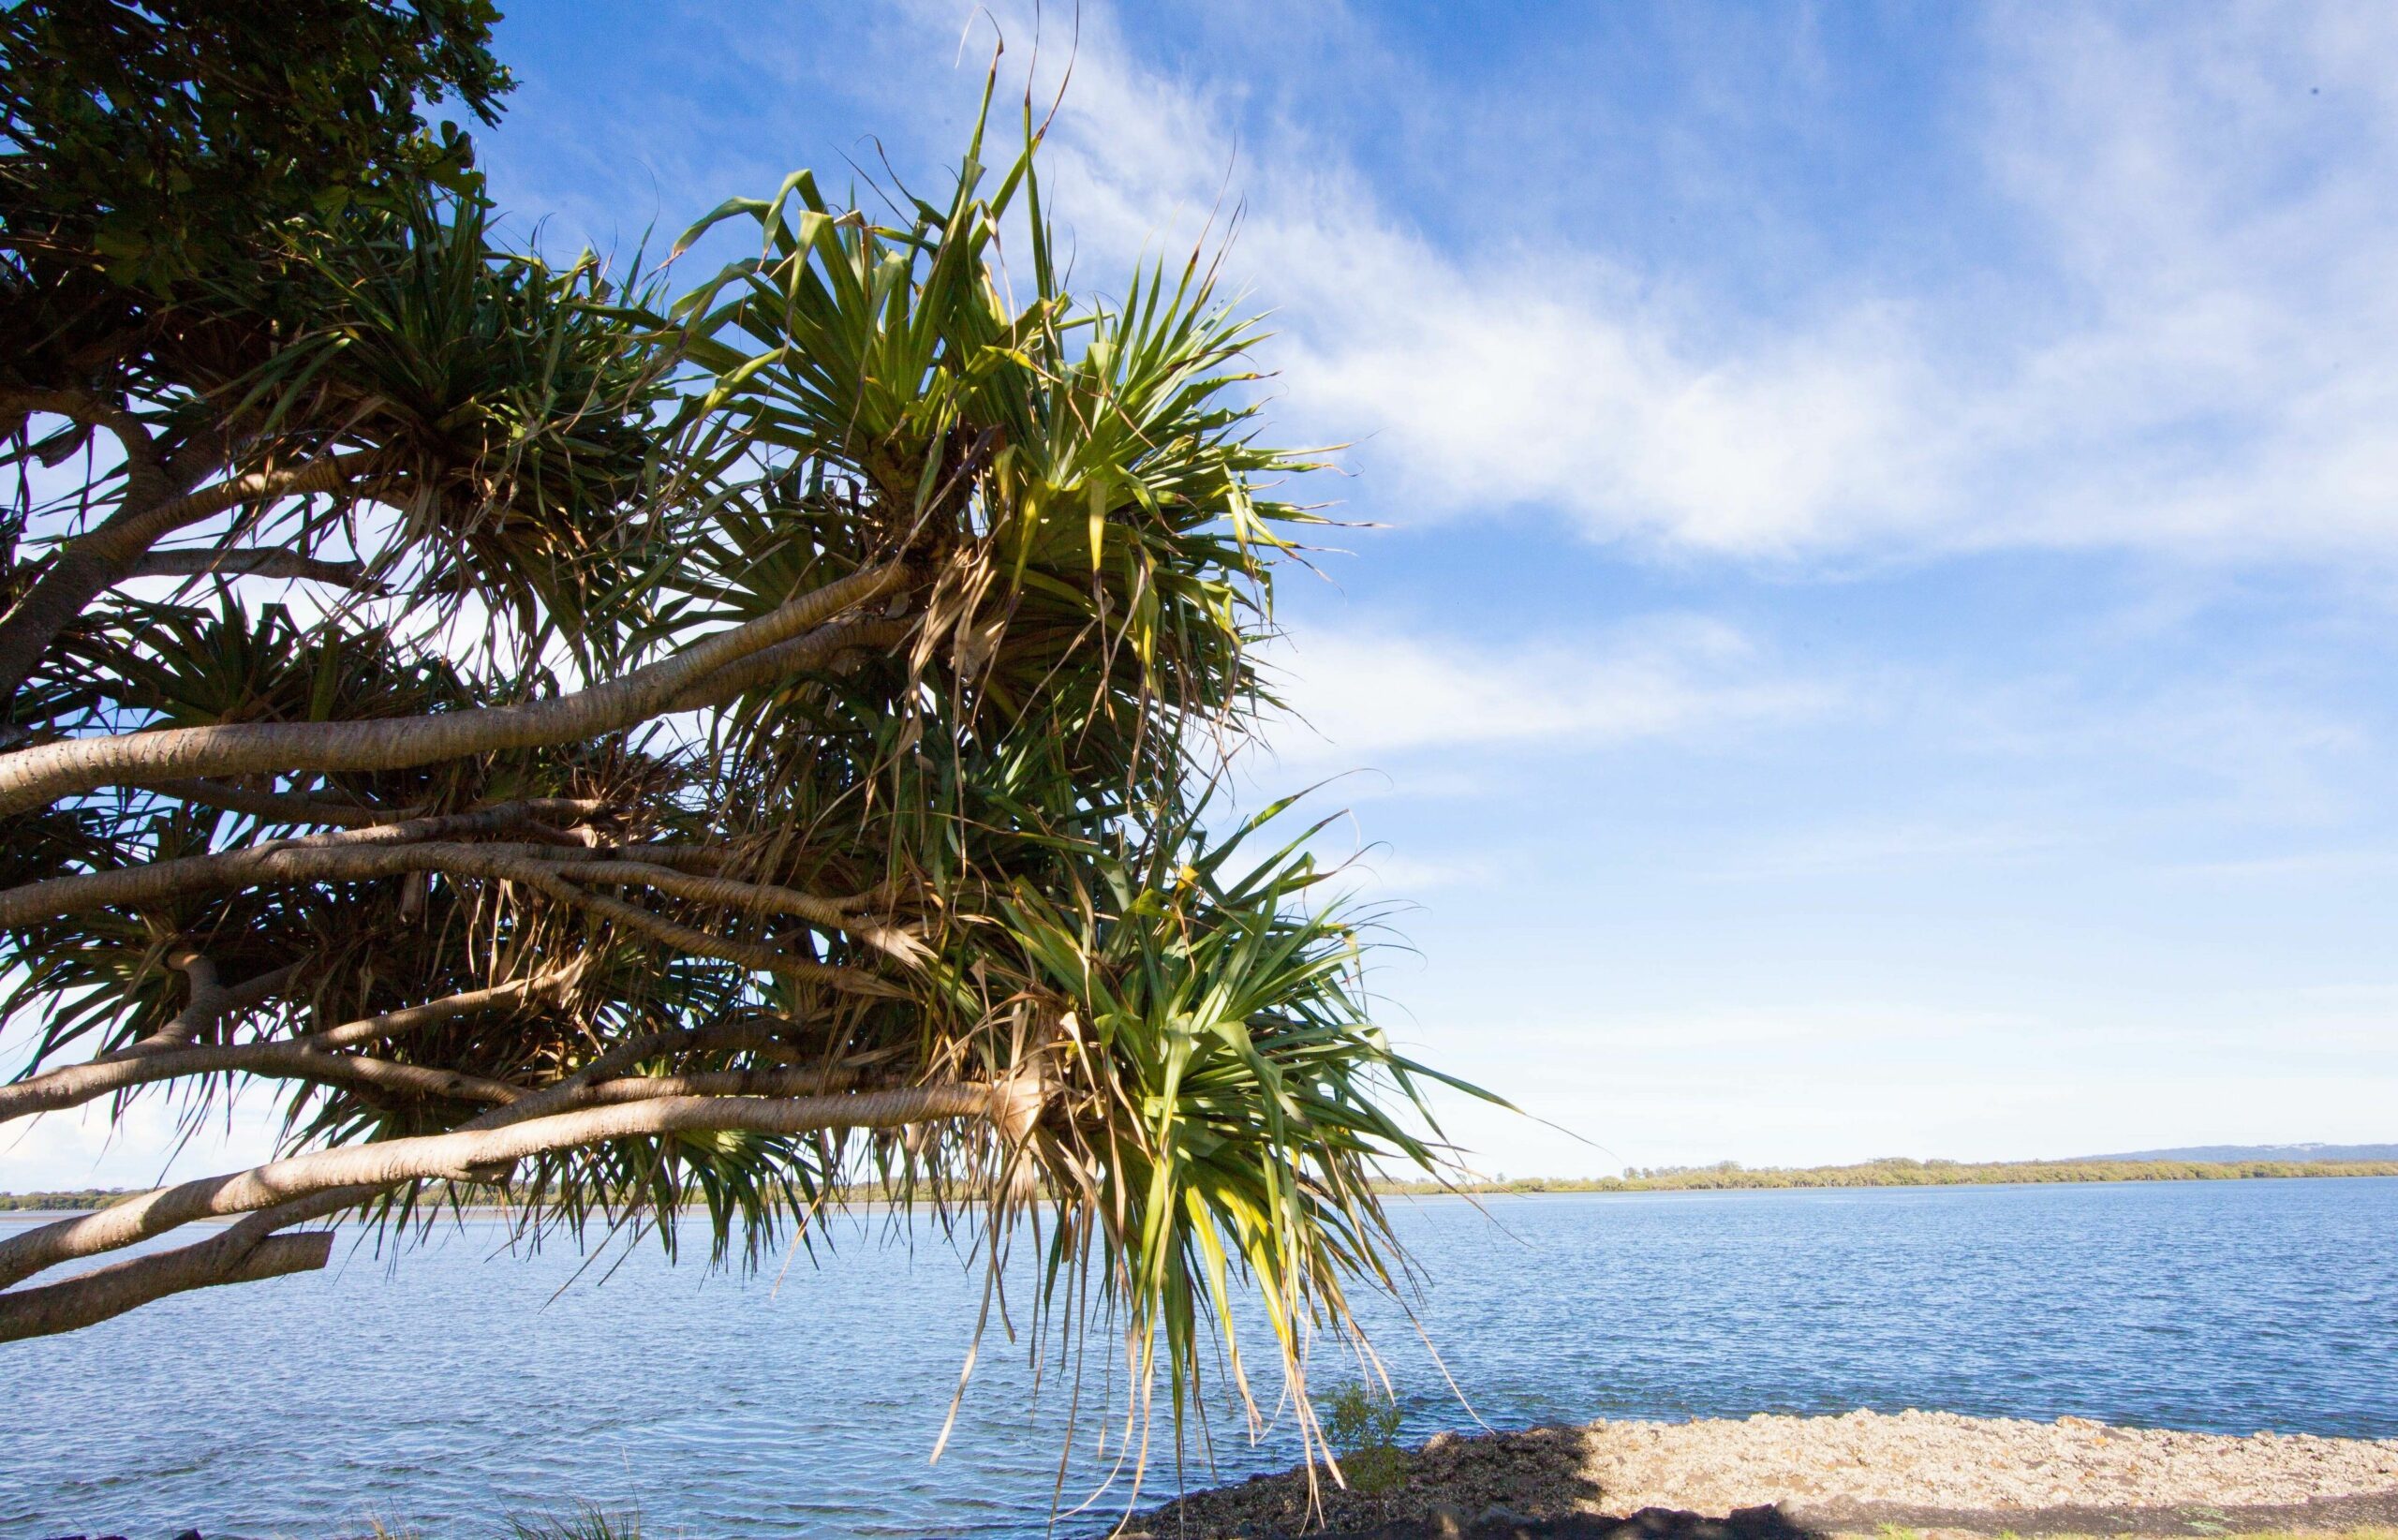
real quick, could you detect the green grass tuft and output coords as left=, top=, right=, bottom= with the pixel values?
left=506, top=1502, right=644, bottom=1540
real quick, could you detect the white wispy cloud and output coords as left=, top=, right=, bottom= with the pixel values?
left=1940, top=665, right=2372, bottom=827
left=1003, top=12, right=1947, bottom=555
left=1322, top=850, right=1501, bottom=901
left=910, top=0, right=2398, bottom=564
left=1953, top=1, right=2398, bottom=555
left=1697, top=818, right=2071, bottom=880
left=1256, top=614, right=1833, bottom=772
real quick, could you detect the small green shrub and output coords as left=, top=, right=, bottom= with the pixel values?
left=1324, top=1381, right=1403, bottom=1449
left=1342, top=1444, right=1409, bottom=1495
left=1322, top=1382, right=1408, bottom=1495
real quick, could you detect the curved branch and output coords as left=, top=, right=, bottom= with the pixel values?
left=569, top=1065, right=880, bottom=1106
left=253, top=1048, right=523, bottom=1105
left=0, top=977, right=555, bottom=1125
left=306, top=975, right=562, bottom=1053
left=662, top=613, right=916, bottom=712
left=0, top=449, right=389, bottom=704
left=0, top=810, right=601, bottom=925
left=160, top=950, right=226, bottom=1043
left=253, top=798, right=611, bottom=851
left=0, top=1231, right=333, bottom=1341
left=0, top=1085, right=1012, bottom=1289
left=552, top=879, right=894, bottom=986
left=142, top=779, right=420, bottom=827
left=472, top=1019, right=801, bottom=1128
left=100, top=450, right=392, bottom=557
left=0, top=388, right=163, bottom=495
left=0, top=559, right=908, bottom=815
left=0, top=1041, right=520, bottom=1124
left=121, top=548, right=383, bottom=590
left=0, top=1187, right=366, bottom=1342
left=0, top=1064, right=912, bottom=1337
left=0, top=840, right=897, bottom=993
left=141, top=953, right=297, bottom=1050
left=543, top=859, right=926, bottom=965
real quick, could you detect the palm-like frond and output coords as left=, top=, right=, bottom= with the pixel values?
left=0, top=79, right=1498, bottom=1503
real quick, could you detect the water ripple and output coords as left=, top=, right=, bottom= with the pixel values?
left=3, top=1178, right=2393, bottom=1537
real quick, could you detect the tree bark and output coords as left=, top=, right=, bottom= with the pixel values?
left=0, top=559, right=908, bottom=813
left=122, top=549, right=380, bottom=589
left=661, top=614, right=916, bottom=712
left=0, top=978, right=553, bottom=1124
left=0, top=451, right=387, bottom=704
left=140, top=954, right=299, bottom=1050
left=0, top=1037, right=523, bottom=1122
left=0, top=388, right=167, bottom=501
left=0, top=1084, right=1014, bottom=1289
left=539, top=858, right=925, bottom=963
left=0, top=1231, right=335, bottom=1341
left=303, top=976, right=556, bottom=1051
left=0, top=840, right=896, bottom=992
left=0, top=1188, right=369, bottom=1342
left=143, top=778, right=420, bottom=826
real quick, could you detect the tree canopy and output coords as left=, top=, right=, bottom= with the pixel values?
left=0, top=2, right=1484, bottom=1492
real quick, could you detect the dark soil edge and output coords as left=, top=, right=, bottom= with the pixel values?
left=1781, top=1488, right=2398, bottom=1536
left=1324, top=1490, right=2398, bottom=1540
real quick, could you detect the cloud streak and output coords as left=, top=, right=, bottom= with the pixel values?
left=1261, top=615, right=1830, bottom=771
left=957, top=0, right=2398, bottom=564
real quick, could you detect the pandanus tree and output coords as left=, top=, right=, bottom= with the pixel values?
left=0, top=0, right=1484, bottom=1480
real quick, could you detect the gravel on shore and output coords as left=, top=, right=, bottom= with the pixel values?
left=1121, top=1410, right=2398, bottom=1539
left=1578, top=1410, right=2398, bottom=1510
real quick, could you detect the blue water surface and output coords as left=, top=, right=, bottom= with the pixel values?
left=4, top=1177, right=2393, bottom=1538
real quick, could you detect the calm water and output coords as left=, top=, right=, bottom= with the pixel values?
left=4, top=1177, right=2394, bottom=1538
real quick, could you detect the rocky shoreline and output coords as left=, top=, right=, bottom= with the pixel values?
left=1120, top=1410, right=2398, bottom=1539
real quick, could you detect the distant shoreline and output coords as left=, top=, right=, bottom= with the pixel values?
left=1374, top=1156, right=2398, bottom=1196
left=7, top=1159, right=2393, bottom=1215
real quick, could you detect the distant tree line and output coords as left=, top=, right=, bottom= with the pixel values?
left=15, top=1156, right=2391, bottom=1213
left=0, top=1190, right=130, bottom=1211
left=1377, top=1157, right=2398, bottom=1195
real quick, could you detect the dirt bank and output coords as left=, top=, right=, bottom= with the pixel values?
left=1120, top=1410, right=2398, bottom=1538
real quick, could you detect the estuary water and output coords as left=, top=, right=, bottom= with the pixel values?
left=4, top=1177, right=2394, bottom=1538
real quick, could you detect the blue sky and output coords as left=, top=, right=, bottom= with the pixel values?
left=12, top=0, right=2398, bottom=1186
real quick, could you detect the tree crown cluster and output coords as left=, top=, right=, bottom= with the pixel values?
left=0, top=3, right=1479, bottom=1480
